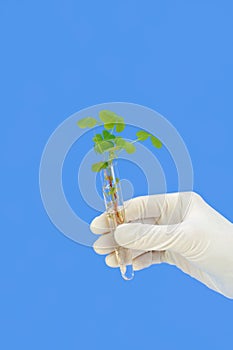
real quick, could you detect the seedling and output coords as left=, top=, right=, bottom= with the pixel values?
left=77, top=109, right=162, bottom=171
left=77, top=109, right=162, bottom=280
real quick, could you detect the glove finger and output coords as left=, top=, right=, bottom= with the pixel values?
left=133, top=251, right=165, bottom=271
left=124, top=192, right=189, bottom=224
left=90, top=191, right=190, bottom=235
left=132, top=218, right=156, bottom=225
left=124, top=194, right=166, bottom=222
left=90, top=213, right=110, bottom=235
left=105, top=249, right=145, bottom=268
left=114, top=222, right=184, bottom=252
left=93, top=232, right=117, bottom=255
left=90, top=192, right=175, bottom=235
left=90, top=212, right=157, bottom=236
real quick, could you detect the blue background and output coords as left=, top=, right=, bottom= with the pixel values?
left=1, top=1, right=233, bottom=349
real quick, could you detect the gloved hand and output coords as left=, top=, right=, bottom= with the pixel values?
left=90, top=192, right=233, bottom=299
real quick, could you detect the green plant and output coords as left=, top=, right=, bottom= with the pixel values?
left=77, top=109, right=162, bottom=279
left=77, top=109, right=162, bottom=173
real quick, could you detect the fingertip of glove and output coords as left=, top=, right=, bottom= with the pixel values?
left=114, top=223, right=141, bottom=248
left=105, top=252, right=119, bottom=268
left=90, top=213, right=110, bottom=235
left=93, top=233, right=117, bottom=255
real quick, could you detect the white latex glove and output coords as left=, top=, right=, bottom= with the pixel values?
left=91, top=192, right=233, bottom=299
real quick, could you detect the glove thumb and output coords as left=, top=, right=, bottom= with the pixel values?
left=114, top=222, right=184, bottom=252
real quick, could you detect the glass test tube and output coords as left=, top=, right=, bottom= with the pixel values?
left=100, top=160, right=134, bottom=280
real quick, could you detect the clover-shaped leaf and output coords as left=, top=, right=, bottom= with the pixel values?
left=77, top=117, right=97, bottom=128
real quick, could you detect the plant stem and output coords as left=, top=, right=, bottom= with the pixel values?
left=105, top=160, right=124, bottom=224
left=130, top=138, right=140, bottom=144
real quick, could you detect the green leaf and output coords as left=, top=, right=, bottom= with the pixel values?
left=123, top=141, right=136, bottom=154
left=116, top=123, right=125, bottom=132
left=104, top=123, right=115, bottom=130
left=115, top=137, right=126, bottom=148
left=102, top=130, right=115, bottom=140
left=94, top=143, right=103, bottom=154
left=109, top=187, right=116, bottom=195
left=99, top=110, right=125, bottom=132
left=136, top=130, right=150, bottom=141
left=91, top=162, right=108, bottom=172
left=77, top=117, right=97, bottom=128
left=115, top=117, right=125, bottom=132
left=150, top=135, right=162, bottom=149
left=99, top=110, right=119, bottom=124
left=92, top=134, right=103, bottom=143
left=115, top=137, right=135, bottom=153
left=94, top=140, right=115, bottom=154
